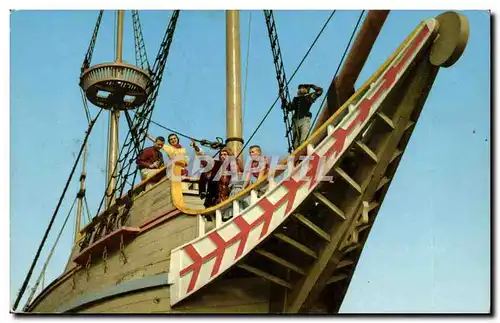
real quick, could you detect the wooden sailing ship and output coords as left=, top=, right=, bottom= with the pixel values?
left=13, top=10, right=469, bottom=313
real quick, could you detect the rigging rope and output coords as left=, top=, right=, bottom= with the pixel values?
left=236, top=10, right=336, bottom=159
left=84, top=195, right=92, bottom=224
left=81, top=10, right=104, bottom=72
left=12, top=109, right=103, bottom=311
left=124, top=110, right=142, bottom=155
left=129, top=111, right=198, bottom=142
left=132, top=10, right=151, bottom=71
left=264, top=10, right=295, bottom=153
left=22, top=197, right=78, bottom=310
left=307, top=10, right=365, bottom=138
left=128, top=110, right=223, bottom=148
left=79, top=88, right=92, bottom=125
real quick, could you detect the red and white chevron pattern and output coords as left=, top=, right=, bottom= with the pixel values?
left=168, top=19, right=436, bottom=306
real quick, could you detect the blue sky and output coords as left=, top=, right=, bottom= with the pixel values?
left=10, top=10, right=490, bottom=312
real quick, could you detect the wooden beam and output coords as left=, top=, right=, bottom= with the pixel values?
left=343, top=243, right=361, bottom=254
left=376, top=176, right=391, bottom=192
left=376, top=111, right=395, bottom=129
left=334, top=167, right=362, bottom=194
left=336, top=259, right=354, bottom=269
left=274, top=234, right=317, bottom=259
left=313, top=192, right=346, bottom=220
left=355, top=140, right=379, bottom=163
left=357, top=224, right=371, bottom=233
left=390, top=149, right=403, bottom=164
left=292, top=213, right=331, bottom=242
left=237, top=264, right=293, bottom=289
left=326, top=274, right=349, bottom=285
left=255, top=249, right=306, bottom=275
left=405, top=120, right=416, bottom=131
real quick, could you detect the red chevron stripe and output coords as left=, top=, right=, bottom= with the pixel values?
left=179, top=244, right=203, bottom=293
left=208, top=232, right=228, bottom=277
left=233, top=216, right=252, bottom=259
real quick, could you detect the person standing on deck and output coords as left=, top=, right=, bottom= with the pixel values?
left=192, top=142, right=246, bottom=221
left=286, top=84, right=324, bottom=149
left=147, top=133, right=189, bottom=176
left=192, top=143, right=235, bottom=208
left=136, top=136, right=165, bottom=191
left=243, top=145, right=270, bottom=197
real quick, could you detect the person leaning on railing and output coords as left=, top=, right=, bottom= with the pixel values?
left=147, top=132, right=189, bottom=176
left=242, top=145, right=270, bottom=197
left=136, top=136, right=166, bottom=191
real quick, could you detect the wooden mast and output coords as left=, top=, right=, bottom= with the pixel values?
left=226, top=10, right=243, bottom=160
left=312, top=10, right=389, bottom=133
left=106, top=10, right=124, bottom=207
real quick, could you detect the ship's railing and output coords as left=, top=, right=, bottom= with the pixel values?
left=194, top=166, right=293, bottom=236
left=76, top=159, right=203, bottom=252
left=77, top=167, right=167, bottom=250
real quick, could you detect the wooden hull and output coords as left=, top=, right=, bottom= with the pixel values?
left=77, top=278, right=271, bottom=314
left=27, top=179, right=274, bottom=313
left=27, top=179, right=196, bottom=313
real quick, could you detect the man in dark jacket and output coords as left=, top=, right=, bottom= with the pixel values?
left=136, top=136, right=165, bottom=190
left=287, top=84, right=323, bottom=149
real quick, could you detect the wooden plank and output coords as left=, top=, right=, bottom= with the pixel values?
left=183, top=195, right=205, bottom=210
left=326, top=274, right=349, bottom=285
left=133, top=200, right=174, bottom=226
left=237, top=264, right=293, bottom=289
left=390, top=149, right=403, bottom=164
left=367, top=201, right=380, bottom=212
left=79, top=285, right=171, bottom=313
left=182, top=189, right=199, bottom=196
left=170, top=302, right=269, bottom=313
left=32, top=216, right=198, bottom=313
left=176, top=277, right=270, bottom=310
left=73, top=227, right=140, bottom=266
left=274, top=234, right=317, bottom=259
left=47, top=249, right=169, bottom=310
left=376, top=176, right=391, bottom=192
left=376, top=111, right=395, bottom=129
left=58, top=273, right=170, bottom=312
left=343, top=243, right=361, bottom=254
left=313, top=192, right=346, bottom=220
left=35, top=250, right=172, bottom=312
left=357, top=224, right=371, bottom=233
left=334, top=167, right=362, bottom=194
left=35, top=199, right=195, bottom=311
left=292, top=213, right=331, bottom=242
left=255, top=249, right=306, bottom=275
left=336, top=259, right=354, bottom=269
left=355, top=140, right=379, bottom=163
left=405, top=120, right=415, bottom=131
left=135, top=202, right=174, bottom=226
